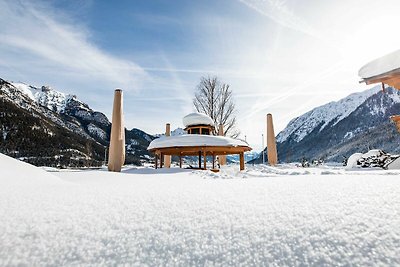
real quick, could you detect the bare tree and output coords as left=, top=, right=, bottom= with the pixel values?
left=193, top=76, right=240, bottom=137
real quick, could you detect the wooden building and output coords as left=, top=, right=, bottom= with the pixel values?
left=359, top=49, right=400, bottom=89
left=359, top=49, right=400, bottom=129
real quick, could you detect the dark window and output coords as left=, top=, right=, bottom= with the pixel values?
left=191, top=128, right=200, bottom=134
left=201, top=128, right=210, bottom=135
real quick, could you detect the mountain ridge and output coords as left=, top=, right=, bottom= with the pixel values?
left=0, top=77, right=155, bottom=167
left=253, top=86, right=400, bottom=163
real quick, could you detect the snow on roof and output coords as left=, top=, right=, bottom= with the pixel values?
left=182, top=112, right=214, bottom=127
left=148, top=134, right=249, bottom=150
left=359, top=49, right=400, bottom=79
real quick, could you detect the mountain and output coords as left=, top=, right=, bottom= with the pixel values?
left=227, top=151, right=259, bottom=163
left=252, top=86, right=400, bottom=163
left=0, top=78, right=154, bottom=167
left=155, top=127, right=186, bottom=138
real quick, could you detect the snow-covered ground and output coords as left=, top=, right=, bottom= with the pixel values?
left=1, top=153, right=400, bottom=266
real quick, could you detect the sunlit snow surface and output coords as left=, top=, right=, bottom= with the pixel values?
left=1, top=157, right=400, bottom=266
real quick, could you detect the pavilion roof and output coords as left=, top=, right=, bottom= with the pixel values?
left=359, top=49, right=400, bottom=89
left=148, top=134, right=250, bottom=150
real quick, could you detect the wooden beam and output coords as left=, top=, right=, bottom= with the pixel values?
left=212, top=154, right=215, bottom=169
left=363, top=68, right=400, bottom=85
left=239, top=152, right=245, bottom=171
left=155, top=154, right=158, bottom=169
left=203, top=150, right=207, bottom=170
left=160, top=153, right=164, bottom=168
left=198, top=151, right=201, bottom=169
left=149, top=145, right=251, bottom=156
left=179, top=154, right=182, bottom=168
left=365, top=74, right=400, bottom=90
left=164, top=123, right=171, bottom=168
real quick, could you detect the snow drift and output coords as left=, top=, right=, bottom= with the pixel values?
left=0, top=157, right=399, bottom=266
left=0, top=153, right=63, bottom=186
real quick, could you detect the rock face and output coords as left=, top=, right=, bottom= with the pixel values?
left=0, top=78, right=155, bottom=167
left=251, top=86, right=400, bottom=163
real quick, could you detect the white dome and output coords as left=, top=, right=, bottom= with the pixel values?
left=182, top=112, right=214, bottom=127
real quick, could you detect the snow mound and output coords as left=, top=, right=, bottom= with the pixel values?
left=0, top=153, right=63, bottom=186
left=182, top=112, right=214, bottom=127
left=346, top=153, right=363, bottom=169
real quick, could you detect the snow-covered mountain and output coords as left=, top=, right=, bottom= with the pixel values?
left=276, top=87, right=380, bottom=143
left=252, top=86, right=400, bottom=163
left=12, top=83, right=70, bottom=113
left=0, top=78, right=154, bottom=167
left=155, top=127, right=186, bottom=137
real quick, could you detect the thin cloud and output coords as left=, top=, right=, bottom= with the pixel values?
left=0, top=1, right=146, bottom=91
left=242, top=61, right=345, bottom=120
left=238, top=0, right=319, bottom=37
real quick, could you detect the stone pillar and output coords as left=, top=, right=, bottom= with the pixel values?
left=108, top=89, right=125, bottom=172
left=218, top=124, right=226, bottom=165
left=267, top=113, right=278, bottom=166
left=164, top=123, right=171, bottom=168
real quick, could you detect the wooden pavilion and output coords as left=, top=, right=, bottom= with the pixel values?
left=148, top=113, right=252, bottom=171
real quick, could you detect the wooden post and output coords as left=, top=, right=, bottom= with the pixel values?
left=239, top=152, right=245, bottom=171
left=155, top=154, right=158, bottom=169
left=179, top=155, right=182, bottom=168
left=212, top=154, right=215, bottom=169
left=198, top=151, right=201, bottom=169
left=267, top=113, right=278, bottom=166
left=164, top=123, right=171, bottom=168
left=218, top=124, right=226, bottom=165
left=203, top=150, right=207, bottom=170
left=160, top=153, right=164, bottom=168
left=108, top=89, right=125, bottom=172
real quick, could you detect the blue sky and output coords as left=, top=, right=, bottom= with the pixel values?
left=2, top=0, right=400, bottom=150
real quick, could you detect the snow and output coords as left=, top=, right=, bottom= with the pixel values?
left=155, top=127, right=187, bottom=138
left=11, top=82, right=69, bottom=112
left=148, top=134, right=249, bottom=149
left=182, top=112, right=214, bottom=127
left=277, top=86, right=380, bottom=143
left=346, top=153, right=363, bottom=169
left=2, top=130, right=7, bottom=141
left=362, top=149, right=382, bottom=158
left=359, top=49, right=400, bottom=79
left=346, top=149, right=398, bottom=169
left=11, top=82, right=35, bottom=101
left=0, top=153, right=63, bottom=186
left=87, top=123, right=107, bottom=139
left=1, top=153, right=400, bottom=266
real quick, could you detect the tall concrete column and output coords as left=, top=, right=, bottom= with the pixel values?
left=267, top=113, right=278, bottom=166
left=108, top=89, right=125, bottom=172
left=164, top=123, right=171, bottom=168
left=218, top=124, right=226, bottom=165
